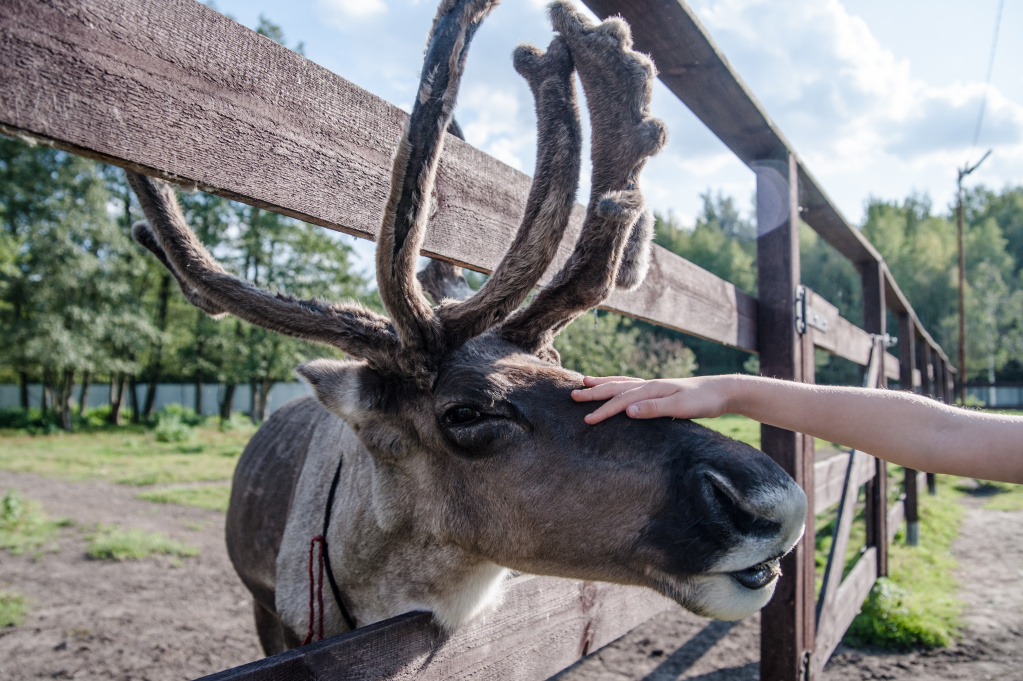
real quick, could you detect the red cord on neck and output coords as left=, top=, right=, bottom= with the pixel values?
left=302, top=534, right=326, bottom=646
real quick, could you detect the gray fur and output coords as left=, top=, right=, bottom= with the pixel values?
left=126, top=0, right=807, bottom=654
left=417, top=259, right=474, bottom=304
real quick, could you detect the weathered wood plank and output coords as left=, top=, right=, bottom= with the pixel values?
left=806, top=290, right=871, bottom=365
left=815, top=449, right=862, bottom=648
left=813, top=450, right=875, bottom=516
left=197, top=575, right=675, bottom=681
left=813, top=547, right=877, bottom=677
left=919, top=341, right=934, bottom=398
left=0, top=0, right=758, bottom=351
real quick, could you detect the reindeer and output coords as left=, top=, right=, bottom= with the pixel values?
left=125, top=0, right=807, bottom=655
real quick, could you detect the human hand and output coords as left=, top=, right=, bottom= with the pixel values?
left=571, top=375, right=734, bottom=424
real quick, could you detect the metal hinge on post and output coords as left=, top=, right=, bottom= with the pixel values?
left=869, top=333, right=898, bottom=349
left=795, top=285, right=829, bottom=335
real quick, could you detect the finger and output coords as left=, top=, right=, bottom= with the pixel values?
left=582, top=375, right=642, bottom=387
left=571, top=380, right=645, bottom=402
left=625, top=397, right=676, bottom=419
left=582, top=383, right=670, bottom=423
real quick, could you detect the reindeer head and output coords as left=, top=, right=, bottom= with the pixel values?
left=127, top=0, right=806, bottom=625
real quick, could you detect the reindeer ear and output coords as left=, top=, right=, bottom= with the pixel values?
left=296, top=359, right=369, bottom=425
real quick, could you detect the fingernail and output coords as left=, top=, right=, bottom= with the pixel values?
left=627, top=405, right=638, bottom=416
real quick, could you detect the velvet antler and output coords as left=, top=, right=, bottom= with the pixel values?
left=375, top=0, right=498, bottom=379
left=127, top=172, right=400, bottom=370
left=436, top=34, right=582, bottom=347
left=501, top=2, right=666, bottom=353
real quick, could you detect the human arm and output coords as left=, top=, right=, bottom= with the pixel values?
left=571, top=374, right=1023, bottom=484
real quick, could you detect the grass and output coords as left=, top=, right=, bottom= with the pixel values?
left=696, top=414, right=847, bottom=454
left=0, top=423, right=253, bottom=486
left=0, top=590, right=26, bottom=627
left=840, top=477, right=965, bottom=650
left=135, top=484, right=232, bottom=512
left=87, top=526, right=199, bottom=561
left=0, top=489, right=71, bottom=556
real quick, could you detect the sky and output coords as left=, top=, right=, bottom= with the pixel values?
left=204, top=0, right=1023, bottom=270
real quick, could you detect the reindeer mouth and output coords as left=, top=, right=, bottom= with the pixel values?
left=730, top=557, right=782, bottom=590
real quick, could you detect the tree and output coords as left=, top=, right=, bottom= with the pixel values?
left=171, top=188, right=234, bottom=415
left=654, top=192, right=756, bottom=296
left=555, top=312, right=696, bottom=380
left=236, top=205, right=367, bottom=422
left=652, top=193, right=756, bottom=375
left=0, top=139, right=157, bottom=429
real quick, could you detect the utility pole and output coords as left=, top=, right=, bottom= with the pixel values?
left=956, top=149, right=992, bottom=405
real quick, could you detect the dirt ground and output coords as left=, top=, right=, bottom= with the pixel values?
left=1, top=471, right=1022, bottom=681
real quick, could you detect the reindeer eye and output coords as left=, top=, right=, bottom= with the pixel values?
left=444, top=406, right=481, bottom=425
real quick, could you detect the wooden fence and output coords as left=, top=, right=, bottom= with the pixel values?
left=0, top=0, right=955, bottom=679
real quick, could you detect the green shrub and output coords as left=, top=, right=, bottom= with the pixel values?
left=154, top=412, right=193, bottom=443
left=841, top=479, right=964, bottom=650
left=81, top=405, right=113, bottom=429
left=0, top=408, right=32, bottom=430
left=845, top=577, right=956, bottom=649
left=87, top=526, right=199, bottom=561
left=218, top=412, right=254, bottom=433
left=0, top=408, right=62, bottom=434
left=158, top=403, right=206, bottom=427
left=1, top=489, right=24, bottom=526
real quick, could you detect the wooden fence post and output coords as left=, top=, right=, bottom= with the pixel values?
left=946, top=362, right=956, bottom=405
left=918, top=339, right=933, bottom=398
left=861, top=261, right=887, bottom=578
left=754, top=155, right=815, bottom=681
left=937, top=360, right=945, bottom=401
left=898, top=314, right=919, bottom=546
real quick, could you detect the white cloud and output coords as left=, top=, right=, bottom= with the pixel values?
left=460, top=84, right=533, bottom=171
left=317, top=0, right=387, bottom=25
left=685, top=0, right=1023, bottom=221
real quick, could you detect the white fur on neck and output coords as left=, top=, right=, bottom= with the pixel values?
left=427, top=562, right=508, bottom=630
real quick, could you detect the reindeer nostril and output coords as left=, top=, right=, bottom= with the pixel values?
left=704, top=470, right=782, bottom=539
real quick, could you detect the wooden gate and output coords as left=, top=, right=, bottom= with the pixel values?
left=0, top=0, right=955, bottom=678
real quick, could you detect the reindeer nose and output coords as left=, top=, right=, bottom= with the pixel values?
left=702, top=469, right=787, bottom=540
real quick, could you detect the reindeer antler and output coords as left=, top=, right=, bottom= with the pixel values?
left=127, top=1, right=661, bottom=378
left=126, top=172, right=400, bottom=369
left=501, top=3, right=666, bottom=353
left=375, top=0, right=498, bottom=376
left=437, top=35, right=582, bottom=347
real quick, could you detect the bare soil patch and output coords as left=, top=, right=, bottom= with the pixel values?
left=0, top=471, right=261, bottom=680
left=2, top=471, right=1021, bottom=680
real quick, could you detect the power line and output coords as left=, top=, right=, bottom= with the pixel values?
left=971, top=0, right=1006, bottom=149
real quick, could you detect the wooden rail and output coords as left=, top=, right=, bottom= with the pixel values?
left=196, top=575, right=673, bottom=681
left=0, top=0, right=757, bottom=352
left=0, top=0, right=957, bottom=680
